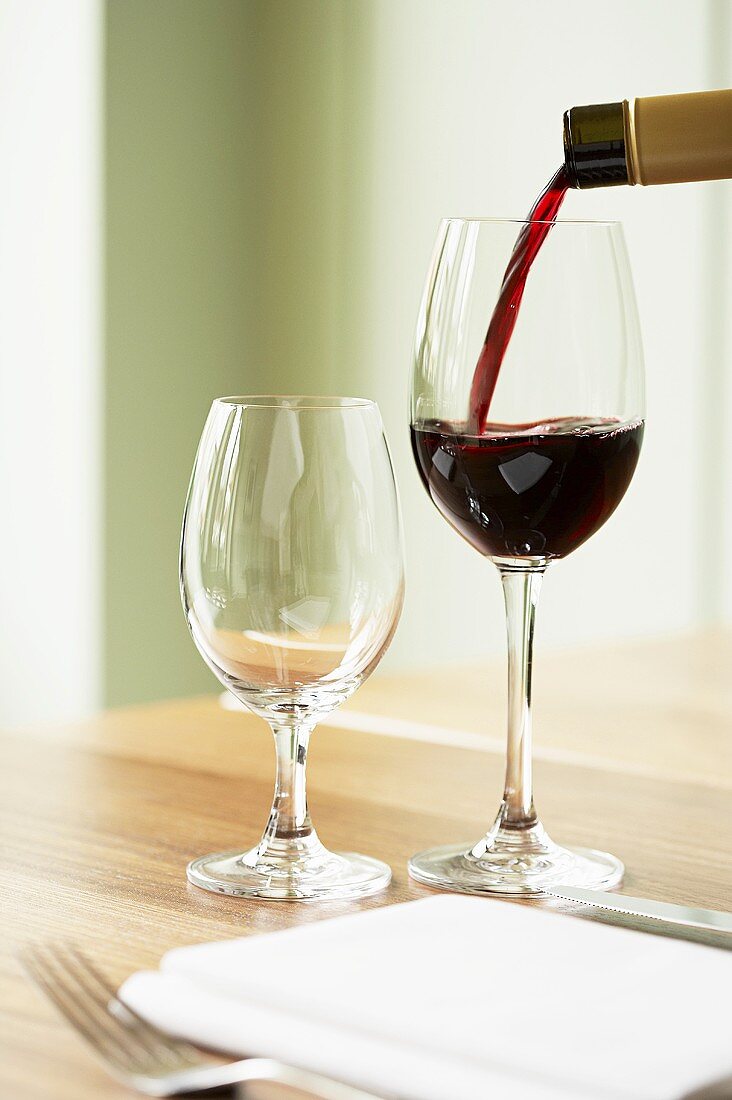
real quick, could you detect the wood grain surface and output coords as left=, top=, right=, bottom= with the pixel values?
left=2, top=631, right=731, bottom=1099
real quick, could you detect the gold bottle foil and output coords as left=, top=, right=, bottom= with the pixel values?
left=628, top=89, right=732, bottom=185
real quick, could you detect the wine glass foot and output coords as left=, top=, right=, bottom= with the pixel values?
left=187, top=847, right=392, bottom=901
left=409, top=829, right=623, bottom=897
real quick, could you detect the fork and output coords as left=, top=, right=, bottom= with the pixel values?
left=22, top=943, right=379, bottom=1098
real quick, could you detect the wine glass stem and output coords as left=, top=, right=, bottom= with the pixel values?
left=498, top=565, right=545, bottom=828
left=262, top=723, right=315, bottom=845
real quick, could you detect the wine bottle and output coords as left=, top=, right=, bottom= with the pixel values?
left=563, top=88, right=732, bottom=188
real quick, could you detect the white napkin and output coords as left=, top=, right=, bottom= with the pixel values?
left=120, top=896, right=732, bottom=1100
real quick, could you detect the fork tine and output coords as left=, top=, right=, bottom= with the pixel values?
left=25, top=943, right=177, bottom=1076
left=24, top=942, right=201, bottom=1078
left=23, top=946, right=137, bottom=1072
left=66, top=945, right=200, bottom=1069
left=51, top=944, right=174, bottom=1072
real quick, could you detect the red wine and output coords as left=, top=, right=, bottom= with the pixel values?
left=468, top=166, right=570, bottom=432
left=411, top=417, right=644, bottom=560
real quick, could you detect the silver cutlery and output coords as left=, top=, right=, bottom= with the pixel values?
left=22, top=943, right=379, bottom=1098
left=545, top=886, right=732, bottom=934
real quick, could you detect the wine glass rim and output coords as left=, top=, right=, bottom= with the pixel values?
left=214, top=394, right=376, bottom=411
left=442, top=216, right=620, bottom=228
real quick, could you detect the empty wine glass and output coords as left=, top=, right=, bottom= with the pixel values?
left=409, top=218, right=645, bottom=895
left=181, top=396, right=404, bottom=900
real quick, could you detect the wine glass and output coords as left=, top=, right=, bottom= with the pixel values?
left=409, top=218, right=644, bottom=895
left=181, top=396, right=404, bottom=900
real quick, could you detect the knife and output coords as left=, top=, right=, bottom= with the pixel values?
left=545, top=886, right=732, bottom=934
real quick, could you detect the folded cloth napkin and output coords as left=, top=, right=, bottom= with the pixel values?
left=120, top=895, right=731, bottom=1100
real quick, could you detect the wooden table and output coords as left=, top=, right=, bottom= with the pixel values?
left=2, top=630, right=731, bottom=1099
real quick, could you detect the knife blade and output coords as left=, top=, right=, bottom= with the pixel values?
left=545, top=886, right=732, bottom=934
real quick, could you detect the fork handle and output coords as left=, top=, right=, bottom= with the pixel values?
left=226, top=1057, right=383, bottom=1099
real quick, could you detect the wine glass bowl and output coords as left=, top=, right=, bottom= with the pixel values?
left=181, top=396, right=404, bottom=900
left=409, top=218, right=644, bottom=895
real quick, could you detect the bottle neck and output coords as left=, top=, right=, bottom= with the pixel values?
left=564, top=89, right=732, bottom=190
left=563, top=101, right=631, bottom=189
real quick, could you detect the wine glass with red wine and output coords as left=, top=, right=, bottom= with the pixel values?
left=409, top=214, right=644, bottom=895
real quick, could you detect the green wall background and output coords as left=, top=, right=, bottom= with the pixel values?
left=105, top=1, right=717, bottom=710
left=104, top=1, right=373, bottom=705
